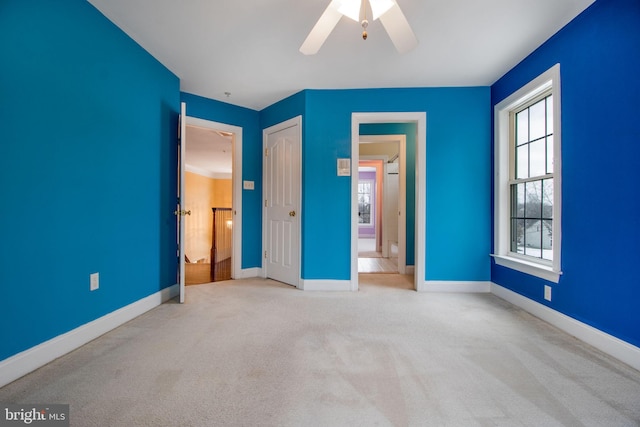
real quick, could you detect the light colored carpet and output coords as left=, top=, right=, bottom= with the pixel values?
left=2, top=276, right=640, bottom=426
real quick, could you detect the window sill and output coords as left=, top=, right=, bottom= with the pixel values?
left=491, top=254, right=561, bottom=283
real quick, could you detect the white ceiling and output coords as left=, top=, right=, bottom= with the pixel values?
left=87, top=0, right=594, bottom=111
left=185, top=125, right=232, bottom=177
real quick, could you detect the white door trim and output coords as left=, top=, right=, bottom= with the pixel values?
left=178, top=103, right=186, bottom=303
left=351, top=113, right=426, bottom=291
left=185, top=116, right=243, bottom=280
left=262, top=116, right=302, bottom=288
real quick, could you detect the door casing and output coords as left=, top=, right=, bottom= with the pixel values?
left=185, top=115, right=243, bottom=281
left=351, top=113, right=426, bottom=291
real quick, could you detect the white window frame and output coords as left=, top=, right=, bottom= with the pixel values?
left=493, top=64, right=562, bottom=283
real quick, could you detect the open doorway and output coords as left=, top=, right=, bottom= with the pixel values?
left=182, top=116, right=242, bottom=287
left=184, top=124, right=233, bottom=284
left=357, top=145, right=401, bottom=273
left=351, top=113, right=426, bottom=292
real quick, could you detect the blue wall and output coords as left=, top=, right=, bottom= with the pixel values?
left=0, top=1, right=180, bottom=360
left=360, top=123, right=416, bottom=265
left=180, top=92, right=263, bottom=269
left=301, top=88, right=491, bottom=281
left=491, top=0, right=640, bottom=347
left=260, top=91, right=307, bottom=131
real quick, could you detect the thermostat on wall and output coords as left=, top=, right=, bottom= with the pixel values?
left=337, top=158, right=351, bottom=176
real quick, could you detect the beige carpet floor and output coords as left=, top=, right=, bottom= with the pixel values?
left=1, top=275, right=639, bottom=426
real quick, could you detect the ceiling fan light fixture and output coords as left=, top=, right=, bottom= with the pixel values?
left=369, top=0, right=395, bottom=20
left=300, top=0, right=417, bottom=55
left=336, top=0, right=362, bottom=21
left=337, top=0, right=395, bottom=22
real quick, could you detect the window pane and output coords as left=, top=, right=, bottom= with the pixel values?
left=546, top=95, right=553, bottom=134
left=525, top=181, right=542, bottom=218
left=516, top=144, right=529, bottom=179
left=529, top=138, right=546, bottom=177
left=546, top=135, right=554, bottom=174
left=542, top=219, right=553, bottom=260
left=524, top=219, right=542, bottom=257
left=513, top=183, right=525, bottom=217
left=542, top=179, right=553, bottom=219
left=529, top=99, right=546, bottom=141
left=512, top=219, right=525, bottom=254
left=358, top=181, right=372, bottom=224
left=516, top=110, right=528, bottom=145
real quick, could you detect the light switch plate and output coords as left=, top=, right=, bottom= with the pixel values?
left=243, top=180, right=254, bottom=190
left=90, top=272, right=99, bottom=291
left=337, top=158, right=350, bottom=176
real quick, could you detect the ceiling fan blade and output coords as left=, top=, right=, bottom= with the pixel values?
left=378, top=2, right=418, bottom=54
left=300, top=1, right=344, bottom=55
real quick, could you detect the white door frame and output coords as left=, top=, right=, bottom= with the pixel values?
left=351, top=113, right=426, bottom=291
left=359, top=135, right=407, bottom=271
left=178, top=103, right=187, bottom=303
left=185, top=116, right=243, bottom=280
left=262, top=116, right=302, bottom=288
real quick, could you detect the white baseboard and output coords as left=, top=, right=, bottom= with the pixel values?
left=0, top=284, right=179, bottom=388
left=418, top=281, right=492, bottom=293
left=299, top=279, right=354, bottom=291
left=235, top=267, right=262, bottom=279
left=491, top=283, right=640, bottom=372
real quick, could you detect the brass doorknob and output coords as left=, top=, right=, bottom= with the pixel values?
left=289, top=210, right=296, bottom=217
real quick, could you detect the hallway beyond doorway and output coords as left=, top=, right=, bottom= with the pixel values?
left=358, top=238, right=398, bottom=273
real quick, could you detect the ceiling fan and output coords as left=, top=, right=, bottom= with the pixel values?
left=300, top=0, right=418, bottom=55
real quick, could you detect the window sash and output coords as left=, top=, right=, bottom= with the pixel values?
left=509, top=92, right=554, bottom=263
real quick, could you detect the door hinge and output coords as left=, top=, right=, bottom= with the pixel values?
left=265, top=148, right=268, bottom=157
left=265, top=199, right=268, bottom=207
left=264, top=250, right=267, bottom=259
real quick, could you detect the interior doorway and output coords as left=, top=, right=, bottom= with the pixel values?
left=183, top=116, right=243, bottom=286
left=351, top=113, right=426, bottom=291
left=357, top=150, right=401, bottom=274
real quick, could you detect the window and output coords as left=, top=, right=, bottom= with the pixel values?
left=493, top=64, right=562, bottom=282
left=358, top=180, right=373, bottom=225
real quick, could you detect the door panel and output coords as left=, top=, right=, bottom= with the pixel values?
left=264, top=118, right=301, bottom=287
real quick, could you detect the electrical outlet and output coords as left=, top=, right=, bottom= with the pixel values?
left=544, top=285, right=552, bottom=301
left=90, top=272, right=100, bottom=291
